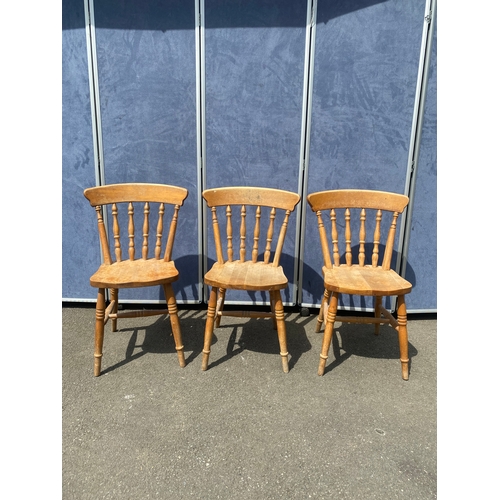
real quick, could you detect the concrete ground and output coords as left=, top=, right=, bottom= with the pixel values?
left=62, top=305, right=437, bottom=499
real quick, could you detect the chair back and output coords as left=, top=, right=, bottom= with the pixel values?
left=307, top=189, right=409, bottom=271
left=203, top=187, right=301, bottom=267
left=84, top=183, right=188, bottom=265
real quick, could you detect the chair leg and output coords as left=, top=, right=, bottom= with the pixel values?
left=318, top=292, right=338, bottom=376
left=202, top=287, right=218, bottom=371
left=271, top=290, right=289, bottom=373
left=396, top=295, right=410, bottom=380
left=93, top=288, right=106, bottom=376
left=316, top=289, right=331, bottom=333
left=163, top=284, right=185, bottom=368
left=270, top=292, right=277, bottom=330
left=374, top=296, right=382, bottom=335
left=214, top=287, right=226, bottom=328
left=111, top=288, right=119, bottom=332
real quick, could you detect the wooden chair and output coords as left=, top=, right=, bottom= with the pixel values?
left=201, top=186, right=301, bottom=373
left=83, top=183, right=188, bottom=376
left=307, top=189, right=413, bottom=380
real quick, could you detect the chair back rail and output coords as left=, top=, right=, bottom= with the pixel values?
left=84, top=183, right=188, bottom=206
left=307, top=189, right=408, bottom=271
left=203, top=187, right=300, bottom=267
left=84, top=183, right=188, bottom=264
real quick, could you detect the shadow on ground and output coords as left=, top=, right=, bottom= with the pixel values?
left=319, top=320, right=419, bottom=376
left=98, top=309, right=418, bottom=378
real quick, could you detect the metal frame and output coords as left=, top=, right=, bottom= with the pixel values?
left=196, top=0, right=206, bottom=305
left=296, top=0, right=317, bottom=306
left=84, top=0, right=105, bottom=187
left=397, top=0, right=437, bottom=313
left=196, top=0, right=210, bottom=305
left=84, top=0, right=110, bottom=302
left=72, top=0, right=437, bottom=310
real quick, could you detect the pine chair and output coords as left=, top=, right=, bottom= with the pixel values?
left=83, top=183, right=188, bottom=376
left=201, top=186, right=301, bottom=373
left=307, top=189, right=413, bottom=380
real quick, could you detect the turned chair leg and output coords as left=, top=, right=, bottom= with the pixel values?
left=396, top=295, right=410, bottom=380
left=271, top=290, right=289, bottom=373
left=318, top=292, right=338, bottom=376
left=316, top=289, right=331, bottom=333
left=202, top=287, right=218, bottom=371
left=270, top=292, right=277, bottom=330
left=374, top=296, right=382, bottom=335
left=93, top=288, right=106, bottom=376
left=111, top=288, right=119, bottom=332
left=214, top=288, right=226, bottom=328
left=163, top=284, right=185, bottom=368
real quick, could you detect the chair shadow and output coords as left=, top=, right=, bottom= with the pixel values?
left=99, top=310, right=205, bottom=375
left=206, top=312, right=314, bottom=371
left=320, top=320, right=418, bottom=377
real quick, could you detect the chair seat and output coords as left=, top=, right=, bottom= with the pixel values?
left=90, top=259, right=179, bottom=289
left=322, top=265, right=412, bottom=296
left=205, top=261, right=288, bottom=291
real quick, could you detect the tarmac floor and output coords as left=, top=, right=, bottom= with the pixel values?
left=62, top=305, right=437, bottom=499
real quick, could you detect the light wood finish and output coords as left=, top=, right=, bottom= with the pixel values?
left=307, top=189, right=412, bottom=380
left=83, top=183, right=188, bottom=376
left=201, top=186, right=300, bottom=373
